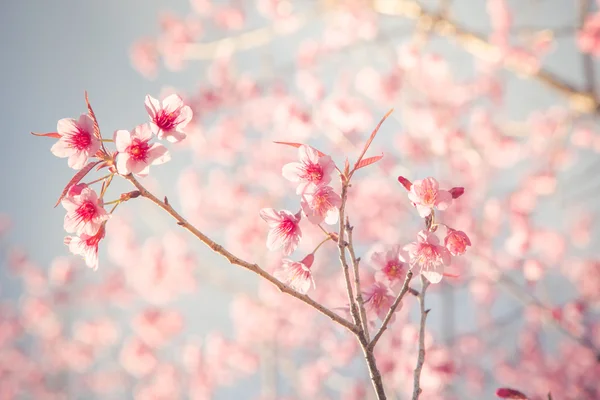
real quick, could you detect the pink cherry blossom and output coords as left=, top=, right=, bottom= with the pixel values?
left=259, top=208, right=302, bottom=255
left=363, top=282, right=395, bottom=321
left=404, top=230, right=451, bottom=284
left=370, top=245, right=409, bottom=287
left=64, top=225, right=105, bottom=270
left=444, top=229, right=471, bottom=256
left=50, top=114, right=100, bottom=170
left=145, top=94, right=193, bottom=143
left=274, top=254, right=315, bottom=294
left=301, top=185, right=341, bottom=225
left=62, top=184, right=110, bottom=236
left=578, top=12, right=600, bottom=57
left=114, top=124, right=171, bottom=177
left=282, top=145, right=336, bottom=194
left=408, top=177, right=453, bottom=217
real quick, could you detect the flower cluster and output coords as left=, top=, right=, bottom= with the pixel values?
left=260, top=144, right=339, bottom=294
left=35, top=93, right=193, bottom=269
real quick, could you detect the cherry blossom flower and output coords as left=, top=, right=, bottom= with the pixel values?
left=404, top=230, right=451, bottom=284
left=64, top=225, right=106, bottom=270
left=274, top=254, right=315, bottom=294
left=407, top=177, right=453, bottom=217
left=578, top=12, right=600, bottom=57
left=370, top=245, right=409, bottom=287
left=259, top=208, right=302, bottom=255
left=114, top=124, right=171, bottom=177
left=62, top=184, right=110, bottom=237
left=444, top=229, right=471, bottom=256
left=282, top=145, right=336, bottom=194
left=301, top=185, right=341, bottom=225
left=51, top=114, right=100, bottom=170
left=145, top=94, right=193, bottom=143
left=363, top=282, right=395, bottom=321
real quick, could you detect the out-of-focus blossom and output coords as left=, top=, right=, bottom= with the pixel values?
left=363, top=282, right=395, bottom=321
left=444, top=229, right=471, bottom=256
left=370, top=245, right=409, bottom=287
left=578, top=12, right=600, bottom=57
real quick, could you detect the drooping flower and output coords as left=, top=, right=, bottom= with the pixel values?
left=408, top=177, right=453, bottom=217
left=404, top=230, right=451, bottom=284
left=145, top=94, right=193, bottom=143
left=62, top=184, right=110, bottom=236
left=64, top=225, right=106, bottom=270
left=51, top=114, right=100, bottom=170
left=370, top=245, right=409, bottom=287
left=282, top=145, right=336, bottom=194
left=301, top=185, right=341, bottom=225
left=259, top=208, right=302, bottom=255
left=363, top=282, right=395, bottom=321
left=444, top=229, right=471, bottom=256
left=114, top=124, right=171, bottom=177
left=274, top=254, right=315, bottom=294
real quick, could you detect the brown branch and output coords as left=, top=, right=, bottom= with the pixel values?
left=125, top=174, right=359, bottom=334
left=412, top=276, right=430, bottom=400
left=369, top=270, right=414, bottom=350
left=346, top=217, right=370, bottom=340
left=372, top=0, right=599, bottom=114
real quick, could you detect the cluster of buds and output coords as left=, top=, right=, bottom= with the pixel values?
left=33, top=93, right=193, bottom=269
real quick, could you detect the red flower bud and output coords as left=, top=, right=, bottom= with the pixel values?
left=495, top=388, right=528, bottom=399
left=449, top=187, right=464, bottom=199
left=397, top=176, right=412, bottom=191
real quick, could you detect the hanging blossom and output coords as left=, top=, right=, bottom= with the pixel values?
left=62, top=183, right=110, bottom=237
left=259, top=208, right=302, bottom=255
left=363, top=282, right=395, bottom=321
left=370, top=245, right=409, bottom=287
left=274, top=254, right=315, bottom=294
left=145, top=94, right=193, bottom=143
left=444, top=228, right=471, bottom=256
left=404, top=230, right=451, bottom=284
left=301, top=185, right=342, bottom=225
left=64, top=225, right=106, bottom=270
left=115, top=124, right=171, bottom=177
left=282, top=145, right=336, bottom=194
left=51, top=114, right=101, bottom=170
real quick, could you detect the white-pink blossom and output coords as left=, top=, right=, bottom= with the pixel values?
left=408, top=177, right=453, bottom=218
left=370, top=245, right=409, bottom=287
left=301, top=185, right=341, bottom=225
left=259, top=208, right=302, bottom=255
left=145, top=94, right=193, bottom=143
left=363, top=282, right=395, bottom=321
left=51, top=114, right=100, bottom=170
left=62, top=184, right=110, bottom=237
left=115, top=124, right=171, bottom=177
left=282, top=145, right=336, bottom=194
left=274, top=254, right=315, bottom=294
left=404, top=230, right=451, bottom=284
left=64, top=226, right=105, bottom=270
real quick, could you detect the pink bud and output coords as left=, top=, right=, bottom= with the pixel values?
left=495, top=388, right=528, bottom=399
left=301, top=253, right=315, bottom=268
left=397, top=176, right=412, bottom=191
left=449, top=187, right=465, bottom=199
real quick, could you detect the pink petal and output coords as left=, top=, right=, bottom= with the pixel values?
left=147, top=143, right=171, bottom=165
left=137, top=165, right=151, bottom=177
left=144, top=95, right=160, bottom=118
left=422, top=264, right=444, bottom=284
left=51, top=139, right=73, bottom=158
left=282, top=234, right=300, bottom=255
left=132, top=124, right=153, bottom=142
left=116, top=153, right=131, bottom=175
left=259, top=208, right=282, bottom=226
left=416, top=204, right=432, bottom=218
left=77, top=114, right=95, bottom=134
left=160, top=129, right=187, bottom=143
left=324, top=208, right=339, bottom=225
left=281, top=162, right=303, bottom=182
left=177, top=105, right=193, bottom=127
left=266, top=229, right=284, bottom=251
left=68, top=152, right=88, bottom=170
left=56, top=118, right=78, bottom=136
left=435, top=190, right=452, bottom=210
left=63, top=213, right=80, bottom=233
left=161, top=94, right=184, bottom=113
left=298, top=145, right=319, bottom=164
left=114, top=130, right=132, bottom=152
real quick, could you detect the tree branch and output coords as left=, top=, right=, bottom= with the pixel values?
left=412, top=276, right=430, bottom=400
left=346, top=217, right=370, bottom=340
left=125, top=174, right=359, bottom=334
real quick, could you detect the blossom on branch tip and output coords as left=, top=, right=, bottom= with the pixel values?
left=114, top=124, right=171, bottom=177
left=370, top=245, right=409, bottom=287
left=282, top=145, right=335, bottom=194
left=408, top=177, right=452, bottom=218
left=301, top=185, right=341, bottom=225
left=145, top=94, right=193, bottom=143
left=259, top=208, right=302, bottom=255
left=51, top=114, right=101, bottom=170
left=404, top=230, right=451, bottom=284
left=444, top=229, right=471, bottom=256
left=62, top=184, right=110, bottom=236
left=363, top=282, right=395, bottom=321
left=64, top=225, right=105, bottom=270
left=274, top=254, right=315, bottom=294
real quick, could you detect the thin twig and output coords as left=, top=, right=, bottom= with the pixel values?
left=369, top=270, right=414, bottom=350
left=346, top=217, right=370, bottom=340
left=125, top=174, right=359, bottom=334
left=412, top=276, right=430, bottom=400
left=580, top=0, right=596, bottom=96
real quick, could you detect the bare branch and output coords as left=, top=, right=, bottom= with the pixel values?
left=412, top=276, right=430, bottom=400
left=347, top=217, right=370, bottom=340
